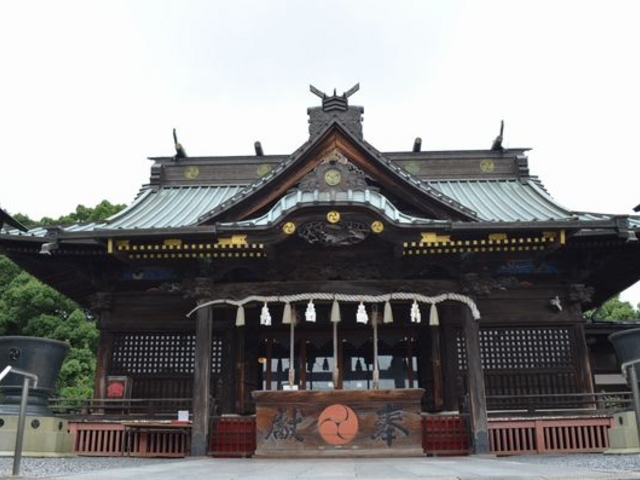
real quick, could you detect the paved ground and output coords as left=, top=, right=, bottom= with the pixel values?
left=2, top=455, right=640, bottom=480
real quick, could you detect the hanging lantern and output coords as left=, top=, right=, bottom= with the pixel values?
left=410, top=300, right=421, bottom=323
left=383, top=300, right=394, bottom=324
left=429, top=303, right=440, bottom=326
left=260, top=302, right=272, bottom=326
left=282, top=302, right=293, bottom=325
left=356, top=302, right=369, bottom=324
left=235, top=305, right=246, bottom=327
left=330, top=299, right=342, bottom=323
left=305, top=299, right=316, bottom=322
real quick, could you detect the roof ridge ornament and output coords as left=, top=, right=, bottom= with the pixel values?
left=490, top=120, right=506, bottom=152
left=309, top=83, right=360, bottom=112
left=308, top=83, right=364, bottom=138
left=173, top=128, right=188, bottom=160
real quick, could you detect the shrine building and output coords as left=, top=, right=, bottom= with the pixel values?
left=2, top=85, right=640, bottom=457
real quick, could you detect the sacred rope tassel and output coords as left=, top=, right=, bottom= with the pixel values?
left=383, top=300, right=394, bottom=324
left=372, top=368, right=380, bottom=389
left=282, top=302, right=293, bottom=325
left=260, top=302, right=272, bottom=326
left=429, top=303, right=440, bottom=326
left=330, top=299, right=342, bottom=323
left=410, top=300, right=422, bottom=323
left=235, top=305, right=245, bottom=327
left=356, top=302, right=369, bottom=324
left=305, top=299, right=316, bottom=322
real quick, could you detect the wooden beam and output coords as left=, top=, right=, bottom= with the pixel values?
left=191, top=305, right=212, bottom=456
left=463, top=308, right=490, bottom=454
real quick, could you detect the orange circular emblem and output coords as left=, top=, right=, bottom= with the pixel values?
left=318, top=404, right=359, bottom=445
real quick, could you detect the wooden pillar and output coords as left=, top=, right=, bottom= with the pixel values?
left=574, top=323, right=595, bottom=394
left=191, top=305, right=212, bottom=456
left=265, top=339, right=273, bottom=390
left=221, top=328, right=236, bottom=413
left=441, top=324, right=459, bottom=411
left=94, top=330, right=113, bottom=399
left=463, top=307, right=489, bottom=454
left=235, top=325, right=246, bottom=413
left=430, top=325, right=443, bottom=411
left=92, top=293, right=113, bottom=399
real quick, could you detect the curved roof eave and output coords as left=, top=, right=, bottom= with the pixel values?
left=215, top=188, right=451, bottom=230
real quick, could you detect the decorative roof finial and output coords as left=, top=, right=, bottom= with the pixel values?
left=309, top=83, right=360, bottom=112
left=308, top=83, right=364, bottom=138
left=309, top=84, right=326, bottom=99
left=343, top=83, right=360, bottom=98
left=491, top=120, right=505, bottom=152
left=173, top=128, right=188, bottom=160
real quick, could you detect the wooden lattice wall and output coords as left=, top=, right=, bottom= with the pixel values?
left=455, top=325, right=585, bottom=410
left=109, top=332, right=224, bottom=400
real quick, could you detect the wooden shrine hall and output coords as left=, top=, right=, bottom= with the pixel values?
left=2, top=84, right=640, bottom=457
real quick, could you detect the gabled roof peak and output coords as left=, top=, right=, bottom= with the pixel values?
left=308, top=83, right=364, bottom=139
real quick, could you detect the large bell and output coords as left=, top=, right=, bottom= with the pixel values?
left=0, top=336, right=70, bottom=416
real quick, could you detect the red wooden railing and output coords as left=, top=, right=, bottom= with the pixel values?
left=61, top=393, right=626, bottom=458
left=68, top=415, right=615, bottom=457
left=68, top=422, right=126, bottom=457
left=488, top=417, right=614, bottom=455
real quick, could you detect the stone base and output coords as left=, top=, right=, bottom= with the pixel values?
left=605, top=411, right=639, bottom=455
left=0, top=415, right=74, bottom=457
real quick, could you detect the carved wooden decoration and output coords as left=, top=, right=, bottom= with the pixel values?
left=252, top=389, right=425, bottom=457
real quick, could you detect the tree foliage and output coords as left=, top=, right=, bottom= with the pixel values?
left=10, top=200, right=126, bottom=228
left=0, top=200, right=125, bottom=397
left=588, top=296, right=640, bottom=321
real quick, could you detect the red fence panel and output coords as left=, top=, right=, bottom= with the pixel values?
left=209, top=415, right=256, bottom=458
left=422, top=414, right=470, bottom=456
left=488, top=417, right=613, bottom=455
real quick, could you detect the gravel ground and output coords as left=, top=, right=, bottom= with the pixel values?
left=0, top=456, right=180, bottom=478
left=508, top=453, right=640, bottom=472
left=0, top=453, right=638, bottom=478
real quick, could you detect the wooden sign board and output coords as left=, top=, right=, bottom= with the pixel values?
left=252, top=389, right=425, bottom=457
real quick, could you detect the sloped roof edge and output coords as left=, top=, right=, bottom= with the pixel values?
left=196, top=119, right=480, bottom=224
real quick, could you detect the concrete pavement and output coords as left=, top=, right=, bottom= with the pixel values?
left=7, top=455, right=640, bottom=480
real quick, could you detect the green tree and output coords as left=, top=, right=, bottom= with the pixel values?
left=11, top=213, right=35, bottom=228
left=7, top=200, right=125, bottom=228
left=589, top=296, right=640, bottom=321
left=55, top=200, right=126, bottom=225
left=0, top=271, right=78, bottom=335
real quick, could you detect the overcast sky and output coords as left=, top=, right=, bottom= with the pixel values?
left=1, top=0, right=640, bottom=303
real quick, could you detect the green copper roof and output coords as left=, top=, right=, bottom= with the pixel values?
left=2, top=178, right=618, bottom=239
left=97, top=178, right=609, bottom=231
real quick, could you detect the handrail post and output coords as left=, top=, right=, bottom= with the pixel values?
left=0, top=366, right=39, bottom=477
left=624, top=360, right=640, bottom=444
